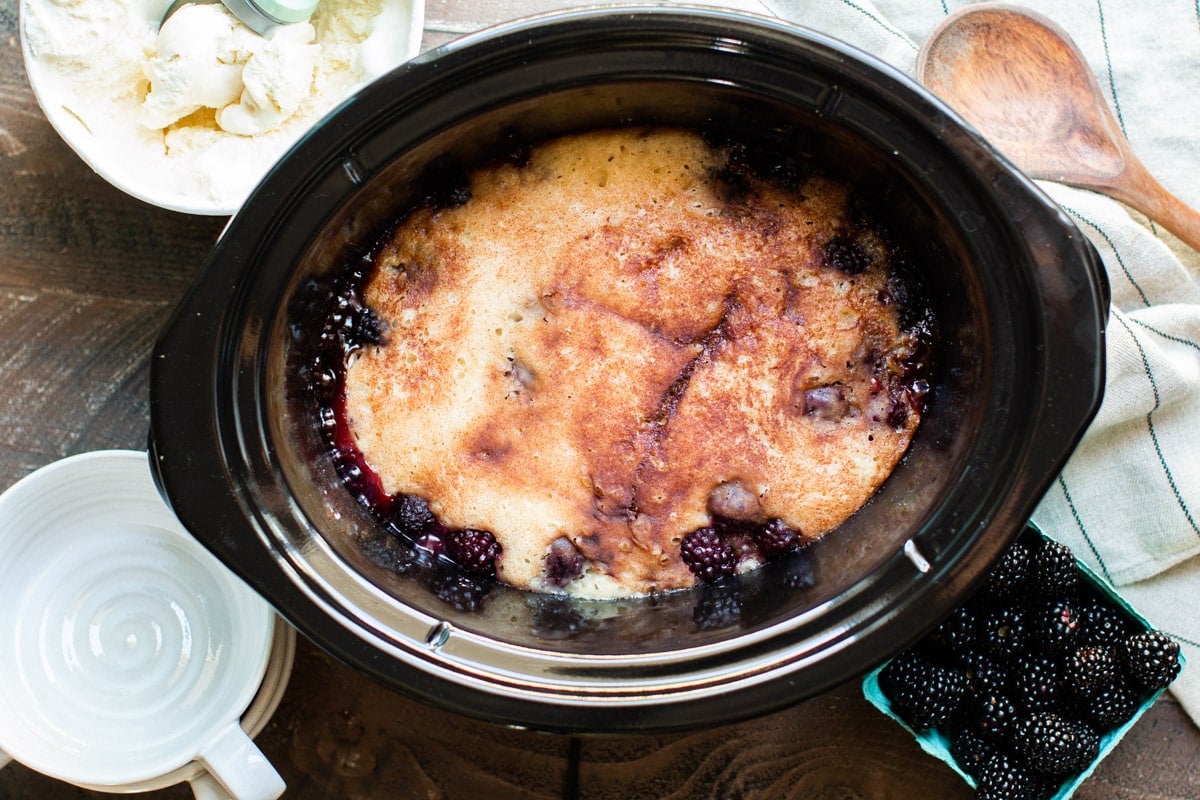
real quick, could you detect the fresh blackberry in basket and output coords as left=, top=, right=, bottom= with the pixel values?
left=879, top=649, right=925, bottom=696
left=443, top=528, right=502, bottom=576
left=956, top=648, right=1009, bottom=698
left=928, top=601, right=982, bottom=660
left=878, top=650, right=968, bottom=730
left=1078, top=684, right=1140, bottom=731
left=1063, top=644, right=1121, bottom=699
left=949, top=727, right=996, bottom=778
left=967, top=691, right=1020, bottom=743
left=680, top=527, right=738, bottom=583
left=979, top=604, right=1029, bottom=663
left=1011, top=711, right=1094, bottom=777
left=1075, top=723, right=1102, bottom=767
left=984, top=538, right=1032, bottom=600
left=869, top=530, right=1182, bottom=796
left=1030, top=540, right=1079, bottom=597
left=976, top=750, right=1053, bottom=800
left=1123, top=629, right=1182, bottom=690
left=1030, top=596, right=1083, bottom=654
left=1076, top=593, right=1135, bottom=648
left=1007, top=651, right=1062, bottom=713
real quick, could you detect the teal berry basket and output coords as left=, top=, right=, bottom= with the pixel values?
left=862, top=523, right=1185, bottom=799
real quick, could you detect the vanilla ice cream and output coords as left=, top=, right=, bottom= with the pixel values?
left=141, top=3, right=321, bottom=136
left=21, top=0, right=422, bottom=213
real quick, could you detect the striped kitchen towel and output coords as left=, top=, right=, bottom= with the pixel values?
left=753, top=0, right=1200, bottom=725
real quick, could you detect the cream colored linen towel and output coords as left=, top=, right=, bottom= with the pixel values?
left=750, top=0, right=1200, bottom=725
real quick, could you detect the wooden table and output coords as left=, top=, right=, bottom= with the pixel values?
left=2, top=0, right=1199, bottom=796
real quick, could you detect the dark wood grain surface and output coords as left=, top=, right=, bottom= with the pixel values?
left=2, top=1, right=1199, bottom=797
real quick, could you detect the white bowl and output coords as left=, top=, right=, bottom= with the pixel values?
left=0, top=451, right=290, bottom=798
left=19, top=0, right=425, bottom=215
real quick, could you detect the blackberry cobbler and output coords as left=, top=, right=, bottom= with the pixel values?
left=300, top=127, right=935, bottom=598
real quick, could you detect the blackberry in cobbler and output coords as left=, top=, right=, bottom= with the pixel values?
left=680, top=527, right=737, bottom=583
left=392, top=494, right=436, bottom=537
left=823, top=234, right=873, bottom=275
left=692, top=581, right=745, bottom=630
left=754, top=519, right=802, bottom=559
left=544, top=537, right=585, bottom=588
left=443, top=529, right=502, bottom=576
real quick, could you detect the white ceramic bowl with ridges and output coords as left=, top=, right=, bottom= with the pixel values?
left=0, top=450, right=285, bottom=798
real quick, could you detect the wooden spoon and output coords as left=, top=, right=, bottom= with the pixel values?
left=917, top=3, right=1200, bottom=251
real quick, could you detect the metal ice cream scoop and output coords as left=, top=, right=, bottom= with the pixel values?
left=160, top=0, right=319, bottom=36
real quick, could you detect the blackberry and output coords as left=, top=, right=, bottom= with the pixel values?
left=428, top=568, right=492, bottom=611
left=928, top=602, right=981, bottom=660
left=823, top=235, right=872, bottom=275
left=968, top=692, right=1020, bottom=742
left=392, top=493, right=436, bottom=536
left=984, top=539, right=1031, bottom=600
left=544, top=536, right=584, bottom=587
left=1063, top=644, right=1121, bottom=699
left=1007, top=652, right=1062, bottom=713
left=802, top=383, right=851, bottom=420
left=949, top=727, right=995, bottom=778
left=360, top=535, right=418, bottom=575
left=692, top=581, right=744, bottom=631
left=1079, top=685, right=1139, bottom=731
left=879, top=652, right=968, bottom=730
left=443, top=528, right=502, bottom=575
left=956, top=648, right=1009, bottom=698
left=1011, top=711, right=1092, bottom=776
left=1075, top=722, right=1102, bottom=767
left=976, top=751, right=1053, bottom=800
left=680, top=527, right=737, bottom=583
left=979, top=605, right=1029, bottom=663
left=879, top=649, right=932, bottom=698
left=754, top=518, right=801, bottom=559
left=341, top=302, right=383, bottom=347
left=333, top=453, right=373, bottom=504
left=1031, top=597, right=1083, bottom=654
left=1123, top=630, right=1182, bottom=690
left=1030, top=540, right=1079, bottom=597
left=1077, top=595, right=1134, bottom=648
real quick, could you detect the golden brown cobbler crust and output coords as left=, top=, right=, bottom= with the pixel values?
left=343, top=128, right=920, bottom=596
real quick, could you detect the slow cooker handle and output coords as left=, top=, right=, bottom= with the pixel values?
left=1011, top=187, right=1109, bottom=500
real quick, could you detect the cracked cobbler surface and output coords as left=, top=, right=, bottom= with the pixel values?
left=334, top=127, right=932, bottom=597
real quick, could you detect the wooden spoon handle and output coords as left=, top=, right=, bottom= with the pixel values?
left=1109, top=158, right=1200, bottom=253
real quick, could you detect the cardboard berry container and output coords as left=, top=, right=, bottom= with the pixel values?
left=862, top=523, right=1185, bottom=799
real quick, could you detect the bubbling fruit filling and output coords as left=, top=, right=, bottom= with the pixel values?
left=298, top=127, right=935, bottom=599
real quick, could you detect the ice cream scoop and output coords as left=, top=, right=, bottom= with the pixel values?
left=162, top=0, right=320, bottom=36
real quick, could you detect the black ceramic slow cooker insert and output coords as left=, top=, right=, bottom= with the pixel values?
left=149, top=7, right=1109, bottom=733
